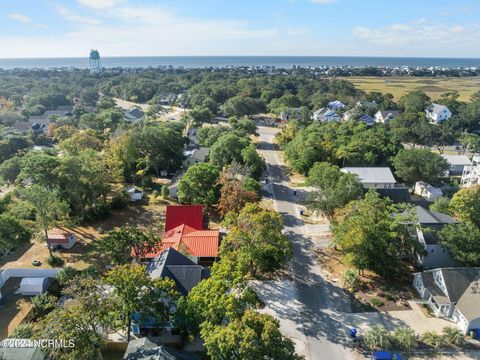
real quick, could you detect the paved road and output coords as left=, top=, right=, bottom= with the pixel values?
left=258, top=126, right=355, bottom=360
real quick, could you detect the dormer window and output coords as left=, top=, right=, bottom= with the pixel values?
left=433, top=270, right=447, bottom=294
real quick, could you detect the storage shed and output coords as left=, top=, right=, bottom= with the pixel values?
left=18, top=277, right=51, bottom=296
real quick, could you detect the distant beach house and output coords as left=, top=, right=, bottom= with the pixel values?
left=374, top=110, right=400, bottom=124
left=327, top=100, right=347, bottom=110
left=312, top=108, right=341, bottom=122
left=425, top=103, right=452, bottom=124
left=358, top=114, right=375, bottom=126
left=441, top=154, right=472, bottom=175
left=413, top=267, right=480, bottom=333
left=341, top=167, right=397, bottom=189
left=123, top=108, right=145, bottom=123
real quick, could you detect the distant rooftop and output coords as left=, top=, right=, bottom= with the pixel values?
left=341, top=167, right=396, bottom=184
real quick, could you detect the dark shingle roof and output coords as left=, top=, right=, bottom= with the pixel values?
left=415, top=206, right=456, bottom=225
left=146, top=248, right=210, bottom=296
left=124, top=338, right=200, bottom=360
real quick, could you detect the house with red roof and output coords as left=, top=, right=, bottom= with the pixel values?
left=47, top=230, right=77, bottom=250
left=137, top=205, right=220, bottom=266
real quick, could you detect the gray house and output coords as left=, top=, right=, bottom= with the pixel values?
left=411, top=206, right=457, bottom=269
left=413, top=267, right=480, bottom=333
left=341, top=167, right=396, bottom=189
left=441, top=154, right=472, bottom=176
left=124, top=337, right=199, bottom=360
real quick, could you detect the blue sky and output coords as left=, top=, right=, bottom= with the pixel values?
left=1, top=0, right=480, bottom=58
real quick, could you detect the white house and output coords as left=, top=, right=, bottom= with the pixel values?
left=413, top=268, right=480, bottom=334
left=127, top=186, right=144, bottom=202
left=441, top=154, right=472, bottom=175
left=47, top=231, right=77, bottom=250
left=425, top=103, right=452, bottom=124
left=341, top=167, right=396, bottom=189
left=374, top=110, right=400, bottom=124
left=413, top=181, right=443, bottom=202
left=312, top=108, right=341, bottom=122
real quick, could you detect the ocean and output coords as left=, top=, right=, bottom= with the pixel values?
left=0, top=56, right=479, bottom=70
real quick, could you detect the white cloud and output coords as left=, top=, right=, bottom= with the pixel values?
left=7, top=13, right=31, bottom=23
left=56, top=6, right=101, bottom=25
left=352, top=20, right=480, bottom=53
left=77, top=0, right=124, bottom=10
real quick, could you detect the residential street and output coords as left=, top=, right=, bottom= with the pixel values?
left=257, top=126, right=355, bottom=360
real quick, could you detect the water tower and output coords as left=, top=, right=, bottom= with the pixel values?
left=89, top=49, right=102, bottom=71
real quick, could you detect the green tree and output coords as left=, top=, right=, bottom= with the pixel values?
left=221, top=96, right=265, bottom=117
left=105, top=264, right=179, bottom=341
left=0, top=213, right=31, bottom=253
left=220, top=203, right=292, bottom=277
left=429, top=197, right=452, bottom=215
left=178, top=163, right=220, bottom=206
left=202, top=310, right=303, bottom=360
left=99, top=227, right=159, bottom=264
left=439, top=222, right=480, bottom=266
left=241, top=144, right=265, bottom=179
left=392, top=149, right=448, bottom=185
left=31, top=293, right=57, bottom=318
left=188, top=106, right=213, bottom=125
left=209, top=133, right=250, bottom=169
left=399, top=90, right=431, bottom=113
left=332, top=191, right=412, bottom=277
left=306, top=162, right=363, bottom=217
left=58, top=130, right=103, bottom=155
left=0, top=156, right=21, bottom=184
left=364, top=325, right=391, bottom=350
left=21, top=185, right=68, bottom=257
left=449, top=186, right=480, bottom=226
left=19, top=151, right=60, bottom=188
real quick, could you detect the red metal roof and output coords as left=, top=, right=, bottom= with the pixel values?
left=47, top=233, right=72, bottom=244
left=165, top=205, right=204, bottom=232
left=139, top=224, right=219, bottom=259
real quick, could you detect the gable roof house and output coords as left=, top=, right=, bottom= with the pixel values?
left=147, top=248, right=210, bottom=296
left=413, top=181, right=443, bottom=202
left=124, top=108, right=146, bottom=123
left=374, top=110, right=400, bottom=124
left=441, top=154, right=472, bottom=176
left=413, top=267, right=480, bottom=333
left=124, top=337, right=199, bottom=360
left=183, top=147, right=210, bottom=167
left=341, top=167, right=397, bottom=189
left=425, top=103, right=452, bottom=125
left=47, top=230, right=77, bottom=250
left=358, top=114, right=375, bottom=126
left=328, top=100, right=347, bottom=110
left=312, top=108, right=341, bottom=122
left=409, top=206, right=457, bottom=269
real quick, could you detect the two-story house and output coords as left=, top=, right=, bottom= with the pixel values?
left=425, top=103, right=452, bottom=124
left=413, top=267, right=480, bottom=333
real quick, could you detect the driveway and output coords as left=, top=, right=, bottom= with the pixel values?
left=257, top=126, right=355, bottom=360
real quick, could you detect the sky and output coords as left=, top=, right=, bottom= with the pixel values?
left=1, top=0, right=480, bottom=58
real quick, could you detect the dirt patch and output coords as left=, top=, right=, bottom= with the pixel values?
left=316, top=248, right=414, bottom=313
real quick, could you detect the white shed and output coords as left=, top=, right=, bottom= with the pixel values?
left=18, top=277, right=51, bottom=296
left=127, top=187, right=144, bottom=202
left=414, top=181, right=443, bottom=201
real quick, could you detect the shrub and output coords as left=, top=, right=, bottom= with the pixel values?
left=442, top=326, right=464, bottom=346
left=80, top=266, right=98, bottom=279
left=364, top=325, right=391, bottom=350
left=111, top=190, right=128, bottom=210
left=370, top=298, right=385, bottom=307
left=56, top=266, right=78, bottom=286
left=31, top=293, right=57, bottom=318
left=392, top=327, right=417, bottom=351
left=47, top=255, right=64, bottom=267
left=9, top=323, right=34, bottom=339
left=161, top=185, right=170, bottom=199
left=342, top=269, right=358, bottom=289
left=421, top=331, right=442, bottom=348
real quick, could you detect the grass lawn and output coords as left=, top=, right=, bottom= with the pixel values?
left=343, top=76, right=480, bottom=102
